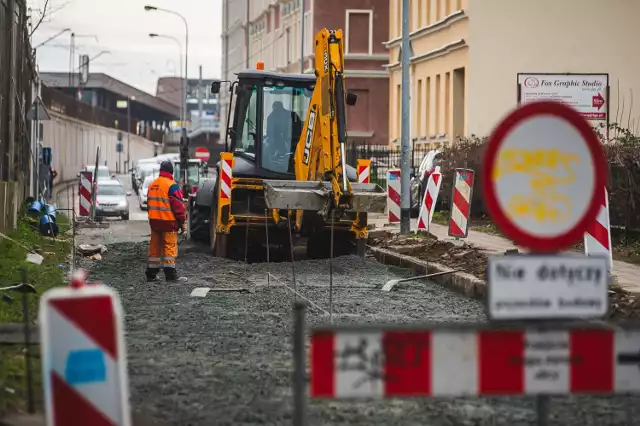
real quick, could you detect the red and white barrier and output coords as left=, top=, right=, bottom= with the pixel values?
left=584, top=187, right=613, bottom=271
left=386, top=169, right=401, bottom=223
left=310, top=327, right=640, bottom=398
left=220, top=152, right=233, bottom=200
left=356, top=159, right=371, bottom=184
left=417, top=171, right=442, bottom=231
left=448, top=168, right=475, bottom=238
left=79, top=171, right=92, bottom=216
left=39, top=269, right=131, bottom=426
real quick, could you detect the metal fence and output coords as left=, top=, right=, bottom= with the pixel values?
left=41, top=86, right=167, bottom=143
left=0, top=0, right=36, bottom=197
left=346, top=141, right=435, bottom=189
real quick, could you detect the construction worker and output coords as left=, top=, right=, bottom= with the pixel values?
left=146, top=160, right=187, bottom=282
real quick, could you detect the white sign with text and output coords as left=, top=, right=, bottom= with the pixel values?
left=487, top=254, right=608, bottom=320
left=518, top=74, right=608, bottom=121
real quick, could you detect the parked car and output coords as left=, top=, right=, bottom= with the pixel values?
left=79, top=165, right=112, bottom=181
left=410, top=149, right=443, bottom=216
left=134, top=163, right=160, bottom=194
left=132, top=158, right=158, bottom=192
left=138, top=175, right=155, bottom=210
left=95, top=180, right=131, bottom=220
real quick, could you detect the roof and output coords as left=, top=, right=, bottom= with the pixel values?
left=40, top=72, right=180, bottom=118
left=237, top=69, right=316, bottom=83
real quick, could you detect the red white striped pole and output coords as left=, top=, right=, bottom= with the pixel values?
left=448, top=168, right=475, bottom=238
left=584, top=187, right=613, bottom=272
left=386, top=169, right=401, bottom=223
left=78, top=171, right=92, bottom=217
left=417, top=172, right=442, bottom=232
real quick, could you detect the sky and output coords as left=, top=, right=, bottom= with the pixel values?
left=29, top=0, right=223, bottom=95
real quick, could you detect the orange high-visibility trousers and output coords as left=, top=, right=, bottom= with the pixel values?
left=146, top=230, right=178, bottom=278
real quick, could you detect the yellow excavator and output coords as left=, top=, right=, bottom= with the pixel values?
left=202, top=28, right=386, bottom=259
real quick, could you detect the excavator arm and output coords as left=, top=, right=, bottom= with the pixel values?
left=262, top=28, right=386, bottom=225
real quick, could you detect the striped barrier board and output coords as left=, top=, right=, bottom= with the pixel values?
left=219, top=152, right=233, bottom=200
left=448, top=168, right=475, bottom=238
left=39, top=269, right=131, bottom=426
left=356, top=159, right=371, bottom=184
left=584, top=187, right=613, bottom=272
left=79, top=171, right=92, bottom=217
left=310, top=325, right=640, bottom=398
left=417, top=172, right=442, bottom=231
left=386, top=169, right=400, bottom=223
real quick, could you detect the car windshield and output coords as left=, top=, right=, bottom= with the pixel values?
left=97, top=184, right=125, bottom=196
left=261, top=84, right=312, bottom=174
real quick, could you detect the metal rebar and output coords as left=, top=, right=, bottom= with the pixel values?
left=287, top=207, right=297, bottom=299
left=329, top=213, right=334, bottom=323
left=21, top=268, right=34, bottom=414
left=264, top=209, right=270, bottom=286
left=292, top=301, right=307, bottom=426
left=268, top=273, right=329, bottom=316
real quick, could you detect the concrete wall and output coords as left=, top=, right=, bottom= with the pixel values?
left=41, top=112, right=159, bottom=183
left=467, top=0, right=640, bottom=136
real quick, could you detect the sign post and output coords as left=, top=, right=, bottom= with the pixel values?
left=482, top=99, right=608, bottom=424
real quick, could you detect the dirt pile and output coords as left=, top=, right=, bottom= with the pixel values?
left=370, top=233, right=640, bottom=320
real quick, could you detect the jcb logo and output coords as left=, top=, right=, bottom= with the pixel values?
left=303, top=110, right=316, bottom=165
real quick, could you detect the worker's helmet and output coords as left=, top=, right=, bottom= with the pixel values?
left=160, top=160, right=174, bottom=174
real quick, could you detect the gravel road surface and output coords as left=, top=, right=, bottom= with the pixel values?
left=66, top=176, right=639, bottom=426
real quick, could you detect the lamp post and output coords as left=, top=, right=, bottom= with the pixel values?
left=149, top=33, right=184, bottom=125
left=34, top=28, right=71, bottom=49
left=116, top=96, right=136, bottom=173
left=144, top=5, right=189, bottom=132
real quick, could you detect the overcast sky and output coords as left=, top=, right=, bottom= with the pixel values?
left=29, top=0, right=222, bottom=94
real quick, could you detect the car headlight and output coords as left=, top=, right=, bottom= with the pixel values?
left=118, top=201, right=127, bottom=207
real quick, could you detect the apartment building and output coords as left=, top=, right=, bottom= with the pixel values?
left=233, top=0, right=390, bottom=145
left=220, top=0, right=249, bottom=139
left=386, top=0, right=640, bottom=148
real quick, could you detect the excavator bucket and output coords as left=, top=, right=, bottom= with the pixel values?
left=262, top=179, right=387, bottom=213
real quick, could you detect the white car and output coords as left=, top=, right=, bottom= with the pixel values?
left=138, top=175, right=155, bottom=210
left=81, top=165, right=112, bottom=181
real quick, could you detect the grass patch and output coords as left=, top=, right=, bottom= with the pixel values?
left=0, top=213, right=72, bottom=416
left=431, top=211, right=448, bottom=226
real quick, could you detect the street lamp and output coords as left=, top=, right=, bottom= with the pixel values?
left=89, top=50, right=110, bottom=62
left=34, top=28, right=70, bottom=49
left=149, top=33, right=184, bottom=125
left=144, top=5, right=189, bottom=132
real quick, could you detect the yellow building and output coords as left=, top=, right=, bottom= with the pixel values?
left=386, top=0, right=640, bottom=148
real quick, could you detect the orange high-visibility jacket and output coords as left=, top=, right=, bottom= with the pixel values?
left=147, top=172, right=186, bottom=231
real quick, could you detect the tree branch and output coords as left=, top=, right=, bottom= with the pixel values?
left=29, top=0, right=50, bottom=36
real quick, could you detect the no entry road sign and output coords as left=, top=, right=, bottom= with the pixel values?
left=482, top=101, right=607, bottom=251
left=195, top=146, right=210, bottom=162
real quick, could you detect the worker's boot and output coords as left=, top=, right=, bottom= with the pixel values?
left=145, top=268, right=160, bottom=282
left=164, top=268, right=187, bottom=282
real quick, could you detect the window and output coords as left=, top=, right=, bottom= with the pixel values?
left=231, top=84, right=258, bottom=157
left=262, top=84, right=313, bottom=174
left=346, top=10, right=373, bottom=54
left=417, top=0, right=423, bottom=29
left=416, top=79, right=423, bottom=136
left=426, top=77, right=431, bottom=135
left=435, top=74, right=441, bottom=133
left=436, top=0, right=441, bottom=21
left=445, top=0, right=451, bottom=16
left=396, top=84, right=401, bottom=139
left=426, top=0, right=432, bottom=26
left=445, top=72, right=451, bottom=136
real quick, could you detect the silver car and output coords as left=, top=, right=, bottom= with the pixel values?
left=95, top=180, right=131, bottom=220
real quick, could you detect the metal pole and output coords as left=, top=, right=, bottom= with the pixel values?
left=300, top=0, right=305, bottom=73
left=21, top=268, right=34, bottom=414
left=292, top=302, right=307, bottom=426
left=329, top=212, right=334, bottom=323
left=536, top=395, right=550, bottom=426
left=198, top=65, right=203, bottom=123
left=127, top=98, right=131, bottom=173
left=399, top=0, right=411, bottom=234
left=245, top=0, right=250, bottom=68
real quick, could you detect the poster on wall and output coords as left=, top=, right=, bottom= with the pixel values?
left=517, top=73, right=609, bottom=121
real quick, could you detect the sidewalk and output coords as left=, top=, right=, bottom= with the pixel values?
left=369, top=215, right=640, bottom=295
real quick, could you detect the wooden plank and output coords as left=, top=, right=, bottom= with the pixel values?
left=0, top=323, right=40, bottom=345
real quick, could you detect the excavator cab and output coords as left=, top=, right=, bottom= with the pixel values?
left=209, top=29, right=386, bottom=259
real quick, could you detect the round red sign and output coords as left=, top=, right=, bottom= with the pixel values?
left=194, top=146, right=210, bottom=162
left=482, top=101, right=607, bottom=252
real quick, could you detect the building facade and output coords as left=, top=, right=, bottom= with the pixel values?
left=386, top=0, right=640, bottom=148
left=222, top=0, right=390, bottom=145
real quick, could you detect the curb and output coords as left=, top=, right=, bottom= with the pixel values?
left=368, top=245, right=487, bottom=300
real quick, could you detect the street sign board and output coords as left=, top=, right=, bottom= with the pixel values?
left=517, top=73, right=608, bottom=121
left=26, top=97, right=51, bottom=121
left=194, top=146, right=210, bottom=162
left=116, top=100, right=128, bottom=109
left=116, top=142, right=124, bottom=153
left=487, top=254, right=608, bottom=320
left=308, top=323, right=640, bottom=398
left=42, top=147, right=52, bottom=166
left=482, top=101, right=607, bottom=251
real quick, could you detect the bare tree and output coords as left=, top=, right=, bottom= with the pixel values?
left=28, top=0, right=71, bottom=36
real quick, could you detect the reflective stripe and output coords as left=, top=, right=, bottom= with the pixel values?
left=148, top=206, right=172, bottom=212
left=148, top=257, right=161, bottom=262
left=148, top=264, right=160, bottom=268
left=147, top=196, right=170, bottom=203
left=147, top=176, right=177, bottom=222
left=162, top=256, right=176, bottom=261
left=163, top=263, right=176, bottom=268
